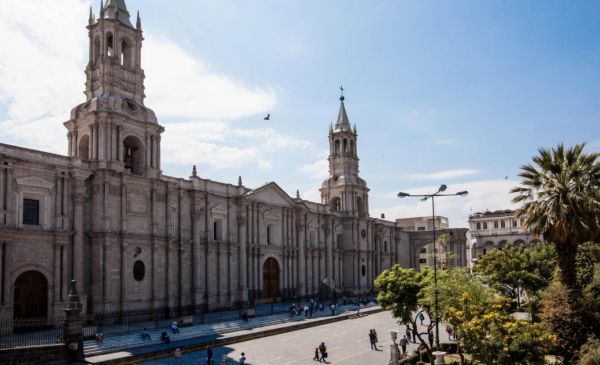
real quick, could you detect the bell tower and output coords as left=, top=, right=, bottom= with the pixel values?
left=64, top=0, right=164, bottom=178
left=320, top=90, right=369, bottom=217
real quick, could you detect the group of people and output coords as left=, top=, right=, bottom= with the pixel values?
left=313, top=342, right=328, bottom=362
left=290, top=299, right=324, bottom=317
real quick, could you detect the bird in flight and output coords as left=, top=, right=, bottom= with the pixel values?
left=264, top=113, right=270, bottom=120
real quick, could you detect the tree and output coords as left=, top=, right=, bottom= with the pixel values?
left=511, top=143, right=600, bottom=290
left=475, top=243, right=555, bottom=309
left=447, top=293, right=554, bottom=365
left=375, top=265, right=435, bottom=363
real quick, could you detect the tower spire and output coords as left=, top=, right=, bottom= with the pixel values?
left=103, top=0, right=133, bottom=27
left=334, top=87, right=352, bottom=131
left=89, top=6, right=93, bottom=25
left=136, top=10, right=142, bottom=30
left=99, top=0, right=104, bottom=18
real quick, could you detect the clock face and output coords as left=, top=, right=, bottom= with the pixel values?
left=361, top=229, right=367, bottom=238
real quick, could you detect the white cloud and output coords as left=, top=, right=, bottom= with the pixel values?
left=144, top=35, right=276, bottom=121
left=0, top=0, right=88, bottom=153
left=298, top=158, right=329, bottom=180
left=376, top=179, right=519, bottom=228
left=0, top=0, right=300, bottom=173
left=405, top=169, right=480, bottom=180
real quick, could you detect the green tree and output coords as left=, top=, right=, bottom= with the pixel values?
left=511, top=143, right=600, bottom=290
left=475, top=243, right=555, bottom=309
left=375, top=265, right=435, bottom=363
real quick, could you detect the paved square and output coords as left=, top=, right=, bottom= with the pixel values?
left=141, top=311, right=447, bottom=365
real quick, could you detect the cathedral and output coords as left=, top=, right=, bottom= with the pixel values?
left=0, top=0, right=467, bottom=319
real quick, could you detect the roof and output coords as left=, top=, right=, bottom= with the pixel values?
left=103, top=0, right=134, bottom=28
left=334, top=100, right=352, bottom=132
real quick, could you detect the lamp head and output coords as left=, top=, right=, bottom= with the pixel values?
left=420, top=197, right=429, bottom=202
left=457, top=191, right=469, bottom=197
left=397, top=192, right=410, bottom=198
left=439, top=184, right=447, bottom=192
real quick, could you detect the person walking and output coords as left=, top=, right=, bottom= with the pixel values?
left=369, top=330, right=377, bottom=350
left=418, top=312, right=425, bottom=326
left=412, top=323, right=417, bottom=343
left=314, top=347, right=320, bottom=361
left=373, top=329, right=378, bottom=345
left=399, top=335, right=409, bottom=354
left=318, top=342, right=328, bottom=362
left=206, top=348, right=213, bottom=365
left=239, top=352, right=246, bottom=365
left=171, top=321, right=180, bottom=334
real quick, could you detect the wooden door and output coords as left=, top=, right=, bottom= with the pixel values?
left=263, top=258, right=280, bottom=299
left=14, top=271, right=48, bottom=319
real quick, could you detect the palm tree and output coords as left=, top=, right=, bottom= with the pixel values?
left=511, top=143, right=600, bottom=290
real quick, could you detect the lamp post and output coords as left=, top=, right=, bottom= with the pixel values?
left=397, top=185, right=468, bottom=347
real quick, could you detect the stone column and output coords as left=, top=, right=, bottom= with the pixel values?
left=297, top=216, right=306, bottom=297
left=67, top=132, right=73, bottom=157
left=192, top=206, right=203, bottom=308
left=71, top=171, right=90, bottom=310
left=238, top=210, right=248, bottom=302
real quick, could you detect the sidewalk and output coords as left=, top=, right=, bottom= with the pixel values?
left=84, top=303, right=381, bottom=364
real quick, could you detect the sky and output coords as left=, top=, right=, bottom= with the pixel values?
left=0, top=0, right=599, bottom=227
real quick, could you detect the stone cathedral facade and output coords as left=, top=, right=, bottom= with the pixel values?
left=0, top=0, right=467, bottom=320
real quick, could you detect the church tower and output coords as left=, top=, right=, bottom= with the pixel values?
left=64, top=0, right=164, bottom=178
left=320, top=92, right=369, bottom=217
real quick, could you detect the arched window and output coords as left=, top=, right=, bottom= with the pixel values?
left=334, top=140, right=340, bottom=155
left=78, top=134, right=90, bottom=160
left=356, top=196, right=364, bottom=217
left=123, top=135, right=144, bottom=176
left=120, top=38, right=131, bottom=68
left=106, top=33, right=114, bottom=57
left=93, top=36, right=101, bottom=64
left=331, top=197, right=341, bottom=212
left=343, top=139, right=348, bottom=153
left=350, top=140, right=355, bottom=155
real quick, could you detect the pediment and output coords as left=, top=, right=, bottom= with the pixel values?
left=16, top=176, right=54, bottom=190
left=245, top=182, right=296, bottom=208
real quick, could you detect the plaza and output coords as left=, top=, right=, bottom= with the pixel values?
left=139, top=310, right=451, bottom=365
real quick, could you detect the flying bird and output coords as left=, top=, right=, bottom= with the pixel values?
left=264, top=113, right=270, bottom=121
left=505, top=176, right=508, bottom=179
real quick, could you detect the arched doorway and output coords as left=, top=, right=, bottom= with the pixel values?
left=14, top=271, right=48, bottom=320
left=263, top=258, right=280, bottom=299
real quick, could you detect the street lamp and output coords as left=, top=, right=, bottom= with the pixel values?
left=397, top=185, right=468, bottom=347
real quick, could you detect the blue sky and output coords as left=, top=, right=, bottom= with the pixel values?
left=1, top=0, right=599, bottom=227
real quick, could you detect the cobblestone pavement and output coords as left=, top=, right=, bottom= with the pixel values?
left=141, top=311, right=451, bottom=365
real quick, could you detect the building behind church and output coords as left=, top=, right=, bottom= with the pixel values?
left=0, top=0, right=467, bottom=320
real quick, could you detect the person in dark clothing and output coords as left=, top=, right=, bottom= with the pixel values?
left=399, top=335, right=409, bottom=354
left=369, top=330, right=377, bottom=350
left=412, top=323, right=417, bottom=343
left=428, top=331, right=434, bottom=348
left=319, top=342, right=327, bottom=362
left=206, top=348, right=213, bottom=365
left=160, top=331, right=170, bottom=343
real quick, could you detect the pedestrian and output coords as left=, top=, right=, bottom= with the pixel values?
left=369, top=330, right=377, bottom=350
left=207, top=348, right=213, bottom=365
left=141, top=327, right=151, bottom=341
left=171, top=321, right=180, bottom=334
left=399, top=335, right=408, bottom=354
left=411, top=323, right=417, bottom=343
left=161, top=331, right=171, bottom=343
left=330, top=303, right=336, bottom=316
left=314, top=347, right=320, bottom=361
left=239, top=352, right=246, bottom=365
left=304, top=305, right=309, bottom=317
left=418, top=312, right=425, bottom=326
left=318, top=342, right=328, bottom=362
left=405, top=325, right=411, bottom=343
left=95, top=330, right=104, bottom=343
left=373, top=329, right=378, bottom=344
left=309, top=303, right=314, bottom=318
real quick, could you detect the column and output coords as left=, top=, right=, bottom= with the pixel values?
left=238, top=209, right=248, bottom=302
left=71, top=171, right=90, bottom=309
left=67, top=132, right=73, bottom=157
left=192, top=207, right=202, bottom=307
left=298, top=217, right=306, bottom=296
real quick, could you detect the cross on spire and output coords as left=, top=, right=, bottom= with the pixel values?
left=339, top=85, right=345, bottom=101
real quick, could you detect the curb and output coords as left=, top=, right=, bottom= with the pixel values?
left=86, top=307, right=384, bottom=364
